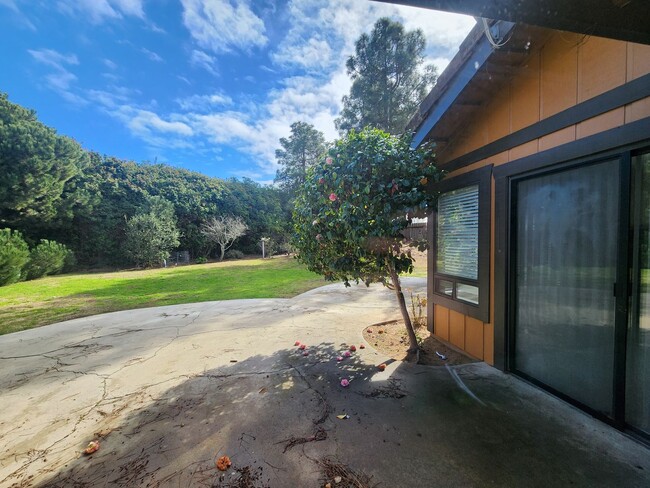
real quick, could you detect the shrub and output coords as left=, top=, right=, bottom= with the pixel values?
left=224, top=249, right=245, bottom=260
left=0, top=228, right=30, bottom=286
left=195, top=256, right=208, bottom=264
left=24, top=240, right=73, bottom=280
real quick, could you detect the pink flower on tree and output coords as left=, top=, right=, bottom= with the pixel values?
left=325, top=157, right=333, bottom=165
left=329, top=193, right=338, bottom=202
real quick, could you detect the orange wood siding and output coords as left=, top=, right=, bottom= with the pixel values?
left=540, top=33, right=579, bottom=118
left=449, top=310, right=465, bottom=350
left=434, top=304, right=450, bottom=341
left=627, top=43, right=650, bottom=81
left=577, top=37, right=627, bottom=103
left=465, top=316, right=484, bottom=359
left=432, top=304, right=492, bottom=363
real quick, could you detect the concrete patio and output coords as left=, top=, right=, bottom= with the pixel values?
left=0, top=277, right=648, bottom=487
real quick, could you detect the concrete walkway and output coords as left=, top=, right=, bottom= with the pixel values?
left=0, top=278, right=648, bottom=487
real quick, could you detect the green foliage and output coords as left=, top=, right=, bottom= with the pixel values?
left=0, top=92, right=88, bottom=226
left=0, top=228, right=30, bottom=286
left=124, top=197, right=181, bottom=268
left=195, top=256, right=208, bottom=264
left=0, top=94, right=288, bottom=270
left=274, top=121, right=327, bottom=199
left=335, top=18, right=437, bottom=135
left=293, top=127, right=442, bottom=285
left=24, top=240, right=73, bottom=280
left=220, top=178, right=288, bottom=255
left=225, top=249, right=245, bottom=260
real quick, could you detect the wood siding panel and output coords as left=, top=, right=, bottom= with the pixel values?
left=540, top=33, right=579, bottom=119
left=449, top=310, right=465, bottom=349
left=465, top=316, right=484, bottom=360
left=627, top=43, right=650, bottom=81
left=578, top=37, right=627, bottom=103
left=509, top=140, right=538, bottom=161
left=576, top=108, right=625, bottom=139
left=434, top=304, right=450, bottom=341
left=483, top=323, right=495, bottom=365
left=510, top=53, right=541, bottom=132
left=539, top=125, right=576, bottom=151
left=486, top=89, right=511, bottom=143
left=625, top=97, right=650, bottom=124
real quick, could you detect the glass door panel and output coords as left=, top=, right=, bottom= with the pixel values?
left=627, top=152, right=650, bottom=435
left=514, top=160, right=620, bottom=416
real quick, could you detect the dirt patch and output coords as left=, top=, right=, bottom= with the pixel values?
left=362, top=320, right=478, bottom=366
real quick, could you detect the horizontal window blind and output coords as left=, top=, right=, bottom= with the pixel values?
left=437, top=185, right=479, bottom=280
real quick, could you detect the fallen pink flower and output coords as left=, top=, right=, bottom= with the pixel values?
left=303, top=351, right=309, bottom=356
left=343, top=351, right=351, bottom=358
left=294, top=341, right=301, bottom=346
left=326, top=157, right=333, bottom=165
left=336, top=356, right=344, bottom=362
left=299, top=344, right=307, bottom=350
left=329, top=193, right=338, bottom=202
left=359, top=344, right=365, bottom=349
left=349, top=345, right=357, bottom=352
left=340, top=379, right=350, bottom=387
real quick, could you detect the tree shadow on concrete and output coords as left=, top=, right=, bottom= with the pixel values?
left=33, top=341, right=402, bottom=487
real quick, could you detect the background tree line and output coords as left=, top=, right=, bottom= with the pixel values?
left=0, top=91, right=291, bottom=281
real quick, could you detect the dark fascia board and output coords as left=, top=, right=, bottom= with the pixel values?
left=372, top=0, right=650, bottom=45
left=409, top=20, right=515, bottom=149
left=406, top=21, right=483, bottom=132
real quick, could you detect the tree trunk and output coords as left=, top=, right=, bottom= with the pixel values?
left=387, top=260, right=420, bottom=363
left=219, top=244, right=225, bottom=262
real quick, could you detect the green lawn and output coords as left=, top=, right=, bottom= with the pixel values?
left=0, top=253, right=428, bottom=336
left=0, top=257, right=326, bottom=336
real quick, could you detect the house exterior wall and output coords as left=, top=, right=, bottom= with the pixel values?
left=430, top=32, right=650, bottom=365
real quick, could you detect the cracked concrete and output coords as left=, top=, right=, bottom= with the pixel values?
left=0, top=278, right=649, bottom=487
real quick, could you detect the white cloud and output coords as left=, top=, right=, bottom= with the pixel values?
left=128, top=109, right=193, bottom=137
left=0, top=0, right=18, bottom=13
left=56, top=0, right=144, bottom=23
left=103, top=58, right=118, bottom=70
left=141, top=47, right=163, bottom=62
left=180, top=0, right=267, bottom=54
left=190, top=49, right=218, bottom=76
left=111, top=0, right=144, bottom=18
left=28, top=48, right=78, bottom=68
left=176, top=92, right=233, bottom=111
left=271, top=37, right=333, bottom=71
left=29, top=48, right=85, bottom=103
left=45, top=70, right=77, bottom=91
left=0, top=0, right=36, bottom=30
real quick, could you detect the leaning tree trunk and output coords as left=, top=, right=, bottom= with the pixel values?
left=387, top=260, right=420, bottom=363
left=219, top=244, right=225, bottom=262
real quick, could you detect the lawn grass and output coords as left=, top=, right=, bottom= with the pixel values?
left=0, top=257, right=325, bottom=335
left=0, top=252, right=428, bottom=336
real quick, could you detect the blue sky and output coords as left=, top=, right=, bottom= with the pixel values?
left=0, top=0, right=474, bottom=183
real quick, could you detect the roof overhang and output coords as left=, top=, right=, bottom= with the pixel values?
left=406, top=21, right=551, bottom=153
left=373, top=0, right=650, bottom=45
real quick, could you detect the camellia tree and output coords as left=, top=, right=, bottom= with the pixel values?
left=293, top=128, right=443, bottom=360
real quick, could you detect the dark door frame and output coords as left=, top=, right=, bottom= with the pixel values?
left=493, top=119, right=650, bottom=441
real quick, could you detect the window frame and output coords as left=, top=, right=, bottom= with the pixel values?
left=430, top=165, right=492, bottom=323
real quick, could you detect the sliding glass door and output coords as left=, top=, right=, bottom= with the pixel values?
left=628, top=151, right=650, bottom=436
left=514, top=160, right=620, bottom=416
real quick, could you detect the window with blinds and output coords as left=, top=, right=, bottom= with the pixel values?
left=436, top=185, right=479, bottom=280
left=431, top=165, right=490, bottom=321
